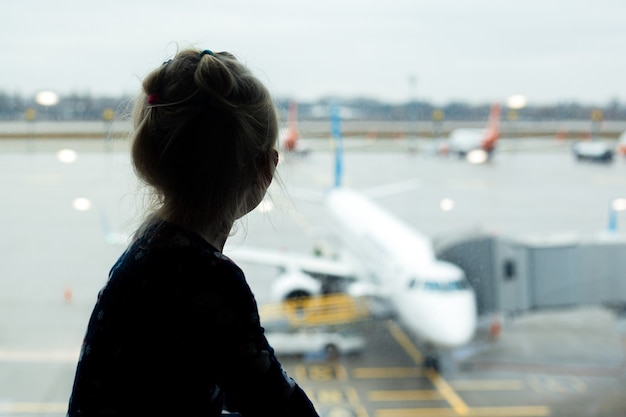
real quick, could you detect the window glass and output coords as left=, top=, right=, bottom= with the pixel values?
left=2, top=2, right=626, bottom=416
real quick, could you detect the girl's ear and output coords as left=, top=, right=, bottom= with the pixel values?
left=261, top=149, right=279, bottom=186
left=272, top=149, right=279, bottom=169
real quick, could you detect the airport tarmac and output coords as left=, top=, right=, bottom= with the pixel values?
left=277, top=309, right=626, bottom=417
left=0, top=137, right=625, bottom=416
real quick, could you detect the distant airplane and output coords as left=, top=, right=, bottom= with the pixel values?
left=572, top=140, right=614, bottom=163
left=278, top=101, right=310, bottom=156
left=227, top=104, right=478, bottom=371
left=439, top=103, right=502, bottom=163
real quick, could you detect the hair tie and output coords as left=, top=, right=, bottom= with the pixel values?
left=147, top=94, right=160, bottom=105
left=199, top=49, right=214, bottom=58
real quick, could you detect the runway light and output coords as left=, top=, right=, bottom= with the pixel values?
left=57, top=149, right=77, bottom=164
left=35, top=90, right=59, bottom=106
left=466, top=149, right=489, bottom=164
left=440, top=198, right=455, bottom=212
left=72, top=197, right=92, bottom=212
left=612, top=198, right=626, bottom=212
left=507, top=94, right=527, bottom=110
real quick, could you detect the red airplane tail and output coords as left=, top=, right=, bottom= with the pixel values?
left=481, top=103, right=502, bottom=152
left=282, top=101, right=300, bottom=151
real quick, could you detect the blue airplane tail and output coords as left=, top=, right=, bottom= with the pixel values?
left=608, top=207, right=618, bottom=233
left=330, top=103, right=343, bottom=188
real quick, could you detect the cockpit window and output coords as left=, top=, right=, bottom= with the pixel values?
left=423, top=279, right=470, bottom=291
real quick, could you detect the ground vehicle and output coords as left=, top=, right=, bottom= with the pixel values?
left=266, top=328, right=365, bottom=358
left=572, top=140, right=614, bottom=162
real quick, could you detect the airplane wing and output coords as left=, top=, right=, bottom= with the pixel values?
left=225, top=245, right=392, bottom=328
left=225, top=245, right=357, bottom=278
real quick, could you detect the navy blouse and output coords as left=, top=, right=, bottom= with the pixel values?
left=68, top=220, right=318, bottom=417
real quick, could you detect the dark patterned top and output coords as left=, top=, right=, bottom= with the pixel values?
left=67, top=220, right=318, bottom=417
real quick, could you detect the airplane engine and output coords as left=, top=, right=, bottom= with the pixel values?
left=271, top=271, right=322, bottom=301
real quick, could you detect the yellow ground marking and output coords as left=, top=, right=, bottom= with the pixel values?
left=348, top=387, right=370, bottom=417
left=308, top=384, right=370, bottom=417
left=0, top=402, right=68, bottom=413
left=385, top=322, right=552, bottom=416
left=354, top=405, right=371, bottom=417
left=345, top=386, right=361, bottom=404
left=369, top=390, right=441, bottom=402
left=296, top=364, right=347, bottom=381
left=466, top=406, right=551, bottom=416
left=386, top=322, right=423, bottom=364
left=295, top=364, right=308, bottom=381
left=335, top=364, right=349, bottom=381
left=427, top=372, right=470, bottom=416
left=377, top=408, right=456, bottom=417
left=451, top=380, right=524, bottom=391
left=317, top=389, right=345, bottom=404
left=376, top=406, right=550, bottom=417
left=352, top=367, right=423, bottom=379
left=259, top=294, right=370, bottom=327
left=308, top=365, right=336, bottom=381
left=345, top=387, right=371, bottom=417
left=386, top=321, right=469, bottom=416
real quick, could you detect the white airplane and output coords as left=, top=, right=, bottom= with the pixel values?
left=227, top=104, right=477, bottom=370
left=572, top=140, right=614, bottom=163
left=571, top=129, right=626, bottom=163
left=439, top=103, right=502, bottom=163
left=278, top=101, right=310, bottom=156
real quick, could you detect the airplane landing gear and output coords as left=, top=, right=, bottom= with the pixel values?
left=422, top=354, right=440, bottom=372
left=422, top=347, right=456, bottom=375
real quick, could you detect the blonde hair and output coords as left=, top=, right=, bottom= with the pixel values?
left=131, top=49, right=278, bottom=238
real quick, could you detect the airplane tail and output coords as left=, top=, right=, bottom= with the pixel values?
left=282, top=101, right=300, bottom=151
left=481, top=103, right=502, bottom=152
left=330, top=103, right=344, bottom=188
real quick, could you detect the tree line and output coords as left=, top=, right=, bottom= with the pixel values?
left=0, top=91, right=624, bottom=122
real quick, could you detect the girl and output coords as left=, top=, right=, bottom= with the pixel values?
left=68, top=48, right=319, bottom=417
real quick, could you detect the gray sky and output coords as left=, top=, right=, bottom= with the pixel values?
left=3, top=0, right=626, bottom=105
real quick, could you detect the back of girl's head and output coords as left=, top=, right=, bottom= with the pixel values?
left=131, top=48, right=278, bottom=235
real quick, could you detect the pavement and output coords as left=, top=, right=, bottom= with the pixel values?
left=1, top=139, right=626, bottom=416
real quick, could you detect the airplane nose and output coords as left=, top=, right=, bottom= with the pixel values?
left=404, top=292, right=477, bottom=348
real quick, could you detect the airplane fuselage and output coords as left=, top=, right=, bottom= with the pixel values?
left=325, top=188, right=477, bottom=348
left=441, top=104, right=501, bottom=163
left=572, top=141, right=614, bottom=163
left=448, top=129, right=494, bottom=155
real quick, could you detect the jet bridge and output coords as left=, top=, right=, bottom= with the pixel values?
left=435, top=232, right=626, bottom=315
